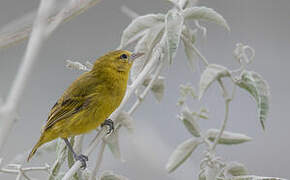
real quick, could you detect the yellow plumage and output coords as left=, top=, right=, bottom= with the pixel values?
left=28, top=50, right=141, bottom=161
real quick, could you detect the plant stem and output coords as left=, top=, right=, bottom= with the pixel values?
left=0, top=0, right=103, bottom=49
left=210, top=79, right=231, bottom=151
left=0, top=164, right=49, bottom=177
left=191, top=43, right=209, bottom=66
left=73, top=135, right=84, bottom=156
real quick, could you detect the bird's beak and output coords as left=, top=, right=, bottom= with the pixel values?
left=130, top=52, right=144, bottom=62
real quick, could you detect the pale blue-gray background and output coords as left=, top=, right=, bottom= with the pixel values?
left=0, top=0, right=289, bottom=179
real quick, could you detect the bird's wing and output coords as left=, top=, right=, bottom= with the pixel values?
left=43, top=72, right=95, bottom=131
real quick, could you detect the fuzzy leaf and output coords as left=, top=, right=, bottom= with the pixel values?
left=120, top=13, right=164, bottom=48
left=205, top=165, right=220, bottom=180
left=236, top=71, right=270, bottom=130
left=132, top=25, right=164, bottom=81
left=199, top=171, right=206, bottom=180
left=115, top=111, right=134, bottom=133
left=81, top=169, right=92, bottom=180
left=29, top=141, right=57, bottom=161
left=183, top=6, right=230, bottom=31
left=226, top=161, right=248, bottom=176
left=167, top=0, right=181, bottom=9
left=179, top=107, right=201, bottom=137
left=67, top=137, right=75, bottom=168
left=105, top=128, right=122, bottom=160
left=166, top=138, right=201, bottom=173
left=66, top=60, right=91, bottom=71
left=165, top=10, right=184, bottom=63
left=100, top=171, right=129, bottom=180
left=143, top=76, right=166, bottom=102
left=151, top=77, right=165, bottom=102
left=199, top=64, right=230, bottom=99
left=182, top=26, right=198, bottom=71
left=49, top=139, right=67, bottom=180
left=206, top=129, right=252, bottom=145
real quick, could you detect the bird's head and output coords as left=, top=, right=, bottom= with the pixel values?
left=93, top=50, right=144, bottom=73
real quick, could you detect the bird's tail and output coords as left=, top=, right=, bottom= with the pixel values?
left=27, top=136, right=45, bottom=162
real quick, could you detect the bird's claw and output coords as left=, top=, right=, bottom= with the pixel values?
left=75, top=154, right=88, bottom=169
left=101, top=119, right=114, bottom=134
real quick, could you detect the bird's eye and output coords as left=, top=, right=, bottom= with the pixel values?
left=120, top=54, right=128, bottom=59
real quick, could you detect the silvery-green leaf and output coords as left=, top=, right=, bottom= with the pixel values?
left=166, top=138, right=201, bottom=173
left=67, top=137, right=75, bottom=168
left=66, top=60, right=90, bottom=71
left=165, top=10, right=184, bottom=63
left=182, top=26, right=198, bottom=71
left=26, top=141, right=57, bottom=162
left=115, top=111, right=134, bottom=133
left=54, top=172, right=65, bottom=180
left=231, top=175, right=287, bottom=180
left=197, top=112, right=209, bottom=120
left=180, top=0, right=199, bottom=9
left=167, top=0, right=181, bottom=9
left=49, top=139, right=67, bottom=180
left=198, top=170, right=206, bottom=180
left=178, top=0, right=189, bottom=9
left=236, top=71, right=270, bottom=130
left=105, top=128, right=122, bottom=160
left=183, top=6, right=230, bottom=31
left=151, top=78, right=165, bottom=102
left=100, top=171, right=129, bottom=180
left=143, top=75, right=166, bottom=102
left=152, top=76, right=166, bottom=102
left=206, top=129, right=252, bottom=145
left=225, top=161, right=248, bottom=176
left=120, top=13, right=164, bottom=48
left=199, top=64, right=230, bottom=99
left=179, top=83, right=196, bottom=98
left=55, top=139, right=66, bottom=157
left=182, top=26, right=197, bottom=43
left=205, top=165, right=220, bottom=180
left=131, top=25, right=164, bottom=81
left=179, top=106, right=201, bottom=137
left=81, top=169, right=91, bottom=180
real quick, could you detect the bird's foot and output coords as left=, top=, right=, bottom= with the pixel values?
left=75, top=154, right=88, bottom=169
left=101, top=119, right=114, bottom=134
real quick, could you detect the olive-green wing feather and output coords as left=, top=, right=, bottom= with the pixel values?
left=44, top=72, right=97, bottom=131
left=44, top=97, right=90, bottom=130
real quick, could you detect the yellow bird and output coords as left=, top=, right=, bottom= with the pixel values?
left=27, top=50, right=143, bottom=168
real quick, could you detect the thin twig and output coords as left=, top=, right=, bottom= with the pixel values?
left=0, top=164, right=50, bottom=179
left=210, top=79, right=231, bottom=151
left=0, top=0, right=103, bottom=49
left=191, top=44, right=209, bottom=66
